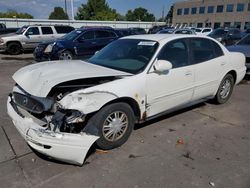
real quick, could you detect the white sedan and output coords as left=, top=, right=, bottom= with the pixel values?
left=7, top=34, right=246, bottom=165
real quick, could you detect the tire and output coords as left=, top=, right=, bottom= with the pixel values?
left=7, top=42, right=22, bottom=55
left=59, top=50, right=73, bottom=60
left=214, top=74, right=234, bottom=104
left=88, top=103, right=135, bottom=150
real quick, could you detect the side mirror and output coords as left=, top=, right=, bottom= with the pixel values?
left=153, top=59, right=172, bottom=73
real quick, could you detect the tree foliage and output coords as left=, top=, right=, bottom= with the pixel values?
left=125, top=7, right=155, bottom=22
left=0, top=10, right=33, bottom=19
left=75, top=0, right=118, bottom=21
left=165, top=5, right=173, bottom=24
left=49, top=7, right=69, bottom=20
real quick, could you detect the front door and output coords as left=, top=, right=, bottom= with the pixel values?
left=146, top=39, right=195, bottom=117
left=23, top=27, right=41, bottom=49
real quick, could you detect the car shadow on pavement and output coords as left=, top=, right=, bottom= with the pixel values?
left=134, top=102, right=206, bottom=131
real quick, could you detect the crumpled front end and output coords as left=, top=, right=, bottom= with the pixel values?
left=7, top=93, right=99, bottom=165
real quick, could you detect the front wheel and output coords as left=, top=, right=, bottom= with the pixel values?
left=59, top=50, right=73, bottom=60
left=214, top=74, right=234, bottom=104
left=7, top=42, right=22, bottom=55
left=88, top=103, right=135, bottom=150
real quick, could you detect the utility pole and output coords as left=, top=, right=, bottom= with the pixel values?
left=71, top=0, right=74, bottom=20
left=64, top=0, right=68, bottom=16
left=162, top=5, right=165, bottom=21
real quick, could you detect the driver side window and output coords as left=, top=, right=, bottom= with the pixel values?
left=158, top=39, right=189, bottom=68
left=26, top=27, right=40, bottom=35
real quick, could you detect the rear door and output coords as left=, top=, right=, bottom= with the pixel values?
left=94, top=30, right=118, bottom=50
left=189, top=38, right=225, bottom=100
left=41, top=26, right=54, bottom=41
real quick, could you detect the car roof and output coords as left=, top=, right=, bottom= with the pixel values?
left=122, top=34, right=212, bottom=42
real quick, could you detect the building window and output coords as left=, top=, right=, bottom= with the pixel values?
left=226, top=4, right=234, bottom=12
left=248, top=3, right=250, bottom=11
left=237, top=3, right=244, bottom=12
left=207, top=6, right=214, bottom=13
left=184, top=8, right=189, bottom=15
left=197, top=23, right=203, bottom=28
left=191, top=7, right=197, bottom=14
left=214, top=22, right=221, bottom=29
left=217, top=5, right=224, bottom=13
left=245, top=22, right=250, bottom=29
left=177, top=8, right=182, bottom=15
left=224, top=22, right=231, bottom=28
left=234, top=22, right=241, bottom=29
left=199, top=6, right=205, bottom=14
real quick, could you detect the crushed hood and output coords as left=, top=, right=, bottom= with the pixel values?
left=13, top=60, right=131, bottom=97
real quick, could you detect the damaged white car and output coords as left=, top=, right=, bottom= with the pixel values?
left=7, top=35, right=246, bottom=165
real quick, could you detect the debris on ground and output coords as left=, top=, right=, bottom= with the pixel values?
left=168, top=128, right=176, bottom=132
left=140, top=139, right=144, bottom=143
left=182, top=151, right=194, bottom=160
left=128, top=154, right=142, bottom=159
left=31, top=158, right=36, bottom=163
left=95, top=149, right=108, bottom=154
left=209, top=182, right=215, bottom=187
left=176, top=138, right=185, bottom=145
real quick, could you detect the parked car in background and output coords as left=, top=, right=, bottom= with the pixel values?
left=227, top=34, right=250, bottom=75
left=148, top=25, right=173, bottom=34
left=195, top=28, right=213, bottom=35
left=0, top=23, right=19, bottom=35
left=34, top=27, right=121, bottom=61
left=8, top=34, right=246, bottom=165
left=0, top=25, right=74, bottom=55
left=115, top=27, right=146, bottom=36
left=157, top=28, right=196, bottom=35
left=208, top=28, right=242, bottom=46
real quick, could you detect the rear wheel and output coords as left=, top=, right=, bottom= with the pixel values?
left=214, top=74, right=234, bottom=104
left=7, top=42, right=22, bottom=55
left=59, top=50, right=73, bottom=60
left=88, top=103, right=135, bottom=150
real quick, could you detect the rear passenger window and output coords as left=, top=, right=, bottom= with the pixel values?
left=108, top=31, right=117, bottom=38
left=190, top=38, right=215, bottom=64
left=26, top=27, right=40, bottom=35
left=95, top=30, right=111, bottom=38
left=41, top=27, right=53, bottom=34
left=158, top=39, right=189, bottom=68
left=54, top=26, right=74, bottom=34
left=81, top=31, right=95, bottom=40
left=212, top=41, right=224, bottom=58
left=202, top=29, right=211, bottom=33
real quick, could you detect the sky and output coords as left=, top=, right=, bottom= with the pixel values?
left=0, top=0, right=182, bottom=19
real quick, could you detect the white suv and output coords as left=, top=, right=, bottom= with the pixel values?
left=0, top=25, right=74, bottom=55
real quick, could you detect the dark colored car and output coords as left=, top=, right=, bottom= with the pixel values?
left=208, top=28, right=242, bottom=46
left=227, top=34, right=250, bottom=75
left=115, top=27, right=146, bottom=36
left=34, top=27, right=122, bottom=61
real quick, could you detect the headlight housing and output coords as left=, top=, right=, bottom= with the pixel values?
left=44, top=42, right=56, bottom=53
left=0, top=38, right=4, bottom=44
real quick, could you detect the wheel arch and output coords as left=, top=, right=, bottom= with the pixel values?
left=6, top=41, right=23, bottom=48
left=226, top=70, right=237, bottom=84
left=103, top=97, right=141, bottom=122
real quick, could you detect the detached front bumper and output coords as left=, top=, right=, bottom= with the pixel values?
left=7, top=96, right=99, bottom=165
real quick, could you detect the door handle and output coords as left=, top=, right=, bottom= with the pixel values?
left=221, top=62, right=226, bottom=66
left=185, top=71, right=192, bottom=76
left=91, top=41, right=97, bottom=44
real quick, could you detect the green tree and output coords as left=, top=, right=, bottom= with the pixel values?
left=49, top=7, right=69, bottom=20
left=0, top=9, right=33, bottom=19
left=125, top=7, right=155, bottom=22
left=75, top=0, right=118, bottom=20
left=165, top=5, right=173, bottom=24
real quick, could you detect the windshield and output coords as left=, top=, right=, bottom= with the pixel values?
left=16, top=26, right=28, bottom=34
left=61, top=29, right=82, bottom=40
left=237, top=34, right=250, bottom=45
left=88, top=39, right=159, bottom=74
